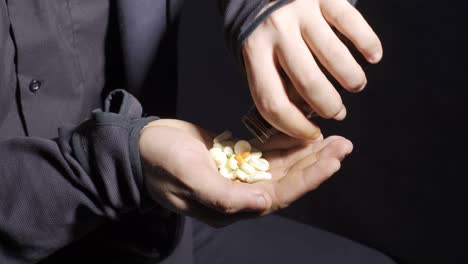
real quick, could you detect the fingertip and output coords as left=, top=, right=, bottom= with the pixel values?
left=229, top=182, right=270, bottom=212
left=247, top=192, right=270, bottom=212
left=337, top=137, right=353, bottom=151
left=307, top=132, right=324, bottom=144
left=317, top=137, right=353, bottom=161
left=346, top=139, right=354, bottom=154
left=281, top=119, right=322, bottom=142
left=366, top=41, right=383, bottom=64
left=334, top=138, right=353, bottom=157
left=340, top=140, right=354, bottom=161
left=333, top=105, right=347, bottom=121
left=273, top=123, right=321, bottom=143
left=328, top=158, right=342, bottom=174
left=307, top=127, right=322, bottom=141
left=367, top=50, right=383, bottom=64
left=347, top=75, right=367, bottom=93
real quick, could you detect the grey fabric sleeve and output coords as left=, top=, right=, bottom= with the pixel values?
left=219, top=0, right=290, bottom=65
left=0, top=89, right=158, bottom=263
left=220, top=0, right=358, bottom=66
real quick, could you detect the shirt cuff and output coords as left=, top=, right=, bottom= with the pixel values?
left=104, top=89, right=159, bottom=212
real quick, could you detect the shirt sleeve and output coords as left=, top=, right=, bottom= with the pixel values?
left=219, top=0, right=358, bottom=66
left=0, top=89, right=158, bottom=263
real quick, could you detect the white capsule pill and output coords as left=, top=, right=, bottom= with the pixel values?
left=249, top=158, right=269, bottom=171
left=259, top=158, right=269, bottom=167
left=214, top=131, right=232, bottom=143
left=219, top=166, right=235, bottom=180
left=246, top=171, right=272, bottom=183
left=235, top=169, right=249, bottom=181
left=249, top=151, right=262, bottom=159
left=228, top=155, right=239, bottom=170
left=234, top=140, right=251, bottom=155
left=223, top=146, right=234, bottom=157
left=213, top=142, right=223, bottom=149
left=240, top=162, right=256, bottom=175
left=209, top=147, right=223, bottom=157
left=258, top=171, right=272, bottom=180
left=209, top=148, right=227, bottom=168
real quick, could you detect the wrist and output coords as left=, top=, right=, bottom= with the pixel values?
left=130, top=116, right=160, bottom=212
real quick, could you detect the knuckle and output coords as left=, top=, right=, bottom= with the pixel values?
left=299, top=72, right=322, bottom=87
left=330, top=6, right=354, bottom=26
left=266, top=9, right=289, bottom=33
left=257, top=97, right=287, bottom=119
left=242, top=38, right=255, bottom=55
left=242, top=33, right=261, bottom=56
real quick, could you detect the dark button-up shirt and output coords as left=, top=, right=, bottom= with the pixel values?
left=1, top=0, right=109, bottom=138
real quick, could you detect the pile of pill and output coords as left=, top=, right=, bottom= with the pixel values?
left=209, top=131, right=272, bottom=183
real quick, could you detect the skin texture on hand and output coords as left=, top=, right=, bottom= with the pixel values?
left=242, top=0, right=383, bottom=140
left=139, top=119, right=353, bottom=227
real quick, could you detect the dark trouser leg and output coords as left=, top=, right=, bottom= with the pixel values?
left=192, top=215, right=396, bottom=264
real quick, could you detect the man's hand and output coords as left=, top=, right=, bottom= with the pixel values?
left=243, top=0, right=382, bottom=139
left=139, top=119, right=353, bottom=227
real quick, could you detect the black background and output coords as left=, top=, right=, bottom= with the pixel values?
left=177, top=1, right=468, bottom=263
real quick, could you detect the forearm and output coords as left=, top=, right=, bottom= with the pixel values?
left=0, top=90, right=157, bottom=263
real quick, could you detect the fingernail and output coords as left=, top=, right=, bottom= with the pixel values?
left=256, top=195, right=267, bottom=209
left=357, top=82, right=367, bottom=92
left=369, top=52, right=382, bottom=64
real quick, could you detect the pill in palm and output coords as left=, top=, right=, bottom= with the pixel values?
left=228, top=155, right=239, bottom=170
left=249, top=158, right=269, bottom=172
left=219, top=166, right=235, bottom=180
left=234, top=140, right=251, bottom=155
left=209, top=148, right=227, bottom=168
left=246, top=171, right=272, bottom=183
left=209, top=131, right=271, bottom=183
left=240, top=162, right=256, bottom=175
left=249, top=151, right=262, bottom=159
left=235, top=169, right=249, bottom=181
left=223, top=146, right=234, bottom=156
left=213, top=142, right=223, bottom=149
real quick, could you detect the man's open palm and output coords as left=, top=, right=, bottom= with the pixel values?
left=139, top=119, right=352, bottom=227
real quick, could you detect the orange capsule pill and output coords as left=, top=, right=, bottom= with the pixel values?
left=235, top=154, right=245, bottom=164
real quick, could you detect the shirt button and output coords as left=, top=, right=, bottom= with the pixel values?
left=29, top=79, right=41, bottom=93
